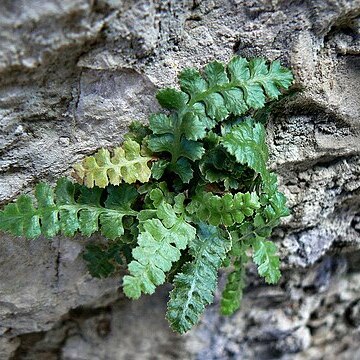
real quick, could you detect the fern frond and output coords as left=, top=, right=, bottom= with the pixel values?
left=187, top=190, right=260, bottom=226
left=235, top=181, right=289, bottom=284
left=123, top=190, right=196, bottom=299
left=72, top=139, right=152, bottom=188
left=199, top=146, right=256, bottom=190
left=220, top=242, right=248, bottom=316
left=252, top=236, right=281, bottom=284
left=148, top=56, right=293, bottom=175
left=0, top=183, right=58, bottom=238
left=251, top=191, right=288, bottom=283
left=0, top=178, right=139, bottom=239
left=83, top=238, right=133, bottom=278
left=166, top=223, right=231, bottom=334
left=221, top=118, right=269, bottom=178
left=180, top=57, right=293, bottom=119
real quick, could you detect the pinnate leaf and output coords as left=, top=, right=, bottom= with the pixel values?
left=187, top=191, right=260, bottom=227
left=180, top=56, right=293, bottom=121
left=57, top=180, right=138, bottom=239
left=0, top=184, right=57, bottom=239
left=166, top=223, right=231, bottom=334
left=72, top=140, right=152, bottom=188
left=220, top=251, right=247, bottom=316
left=0, top=178, right=139, bottom=240
left=221, top=118, right=269, bottom=177
left=123, top=191, right=196, bottom=299
left=252, top=237, right=281, bottom=284
left=148, top=56, right=292, bottom=172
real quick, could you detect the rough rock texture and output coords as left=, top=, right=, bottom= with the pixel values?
left=0, top=0, right=359, bottom=359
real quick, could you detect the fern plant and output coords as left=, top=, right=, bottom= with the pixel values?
left=0, top=56, right=293, bottom=334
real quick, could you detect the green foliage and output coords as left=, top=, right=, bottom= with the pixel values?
left=0, top=56, right=293, bottom=334
left=235, top=186, right=289, bottom=284
left=83, top=241, right=132, bottom=278
left=220, top=247, right=248, bottom=316
left=123, top=189, right=196, bottom=299
left=147, top=56, right=293, bottom=181
left=221, top=118, right=268, bottom=178
left=167, top=223, right=231, bottom=334
left=187, top=191, right=260, bottom=226
left=252, top=237, right=281, bottom=284
left=0, top=179, right=139, bottom=240
left=199, top=145, right=255, bottom=190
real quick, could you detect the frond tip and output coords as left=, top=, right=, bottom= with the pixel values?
left=0, top=179, right=139, bottom=240
left=123, top=191, right=196, bottom=299
left=221, top=118, right=269, bottom=178
left=72, top=139, right=152, bottom=188
left=166, top=223, right=231, bottom=334
left=220, top=243, right=248, bottom=316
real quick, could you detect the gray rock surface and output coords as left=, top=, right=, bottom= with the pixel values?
left=0, top=0, right=359, bottom=359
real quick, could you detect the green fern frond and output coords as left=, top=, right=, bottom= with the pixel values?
left=252, top=236, right=281, bottom=284
left=83, top=240, right=132, bottom=278
left=235, top=183, right=289, bottom=284
left=251, top=191, right=288, bottom=283
left=0, top=183, right=58, bottom=238
left=180, top=57, right=293, bottom=119
left=187, top=190, right=260, bottom=226
left=72, top=139, right=152, bottom=188
left=221, top=118, right=269, bottom=178
left=123, top=190, right=196, bottom=299
left=220, top=251, right=248, bottom=316
left=0, top=178, right=139, bottom=240
left=148, top=56, right=293, bottom=177
left=166, top=223, right=231, bottom=334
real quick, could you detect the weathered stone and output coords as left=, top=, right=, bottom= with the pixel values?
left=0, top=0, right=359, bottom=359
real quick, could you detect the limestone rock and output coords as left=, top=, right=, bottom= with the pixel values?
left=0, top=0, right=359, bottom=359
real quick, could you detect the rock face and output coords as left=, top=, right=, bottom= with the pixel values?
left=0, top=0, right=359, bottom=359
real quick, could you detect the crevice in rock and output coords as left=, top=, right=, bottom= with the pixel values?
left=55, top=243, right=61, bottom=291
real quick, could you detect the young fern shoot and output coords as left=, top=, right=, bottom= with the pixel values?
left=0, top=56, right=293, bottom=334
